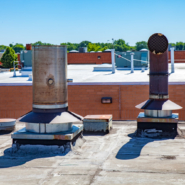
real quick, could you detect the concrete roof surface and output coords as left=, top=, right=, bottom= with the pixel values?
left=0, top=63, right=185, bottom=84
left=68, top=63, right=185, bottom=83
left=1, top=121, right=185, bottom=184
left=0, top=71, right=32, bottom=84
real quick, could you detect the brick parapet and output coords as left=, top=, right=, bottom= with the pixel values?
left=68, top=51, right=185, bottom=64
left=68, top=52, right=111, bottom=64
left=0, top=84, right=184, bottom=120
left=168, top=50, right=185, bottom=63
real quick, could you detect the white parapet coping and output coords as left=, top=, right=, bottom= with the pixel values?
left=1, top=82, right=185, bottom=86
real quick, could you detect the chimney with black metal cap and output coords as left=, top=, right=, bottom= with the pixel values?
left=136, top=33, right=182, bottom=137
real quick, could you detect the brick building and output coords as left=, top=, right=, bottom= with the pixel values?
left=17, top=48, right=185, bottom=67
left=168, top=51, right=185, bottom=63
left=1, top=49, right=185, bottom=120
left=67, top=50, right=185, bottom=65
left=68, top=52, right=112, bottom=64
left=0, top=64, right=185, bottom=121
left=0, top=83, right=185, bottom=120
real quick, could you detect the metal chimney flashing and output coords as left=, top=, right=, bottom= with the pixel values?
left=136, top=99, right=182, bottom=110
left=19, top=111, right=83, bottom=124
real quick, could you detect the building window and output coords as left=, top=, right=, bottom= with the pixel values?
left=97, top=56, right=101, bottom=59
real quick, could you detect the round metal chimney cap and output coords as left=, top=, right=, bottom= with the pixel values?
left=148, top=33, right=168, bottom=55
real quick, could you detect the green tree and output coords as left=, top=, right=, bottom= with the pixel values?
left=176, top=42, right=184, bottom=50
left=1, top=47, right=16, bottom=68
left=169, top=43, right=176, bottom=47
left=135, top=41, right=148, bottom=51
left=114, top=45, right=124, bottom=51
left=87, top=43, right=101, bottom=52
left=12, top=43, right=25, bottom=53
left=114, top=39, right=130, bottom=51
left=79, top=41, right=91, bottom=48
left=0, top=45, right=8, bottom=51
left=32, top=41, right=53, bottom=46
left=98, top=42, right=113, bottom=49
left=114, top=39, right=126, bottom=46
left=14, top=54, right=18, bottom=61
left=60, top=42, right=79, bottom=52
left=100, top=46, right=108, bottom=51
left=130, top=46, right=136, bottom=51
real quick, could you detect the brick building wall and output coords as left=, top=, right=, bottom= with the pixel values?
left=0, top=86, right=32, bottom=118
left=68, top=51, right=185, bottom=65
left=0, top=83, right=185, bottom=120
left=15, top=50, right=185, bottom=66
left=168, top=51, right=185, bottom=63
left=68, top=52, right=111, bottom=64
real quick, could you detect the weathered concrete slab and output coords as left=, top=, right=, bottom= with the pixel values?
left=0, top=121, right=185, bottom=184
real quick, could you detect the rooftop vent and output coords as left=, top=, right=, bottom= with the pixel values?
left=148, top=33, right=168, bottom=55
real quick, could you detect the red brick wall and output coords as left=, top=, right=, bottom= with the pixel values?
left=0, top=84, right=185, bottom=120
left=17, top=54, right=21, bottom=69
left=68, top=51, right=185, bottom=65
left=68, top=52, right=111, bottom=64
left=0, top=86, right=32, bottom=118
left=68, top=84, right=185, bottom=120
left=168, top=51, right=185, bottom=63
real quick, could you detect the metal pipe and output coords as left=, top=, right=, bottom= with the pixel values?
left=144, top=109, right=172, bottom=118
left=130, top=53, right=134, bottom=73
left=111, top=49, right=115, bottom=73
left=148, top=34, right=168, bottom=97
left=13, top=61, right=16, bottom=77
left=32, top=45, right=68, bottom=111
left=135, top=33, right=182, bottom=112
left=170, top=47, right=175, bottom=73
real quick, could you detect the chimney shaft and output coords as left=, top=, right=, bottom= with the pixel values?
left=148, top=34, right=169, bottom=98
left=149, top=51, right=168, bottom=97
left=32, top=46, right=68, bottom=112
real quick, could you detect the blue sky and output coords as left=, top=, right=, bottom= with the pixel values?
left=0, top=0, right=185, bottom=46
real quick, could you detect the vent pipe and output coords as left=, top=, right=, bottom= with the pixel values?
left=136, top=33, right=182, bottom=117
left=111, top=49, right=115, bottom=73
left=32, top=46, right=68, bottom=112
left=170, top=47, right=175, bottom=73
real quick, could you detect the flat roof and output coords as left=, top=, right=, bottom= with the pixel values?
left=0, top=63, right=185, bottom=86
left=1, top=121, right=185, bottom=184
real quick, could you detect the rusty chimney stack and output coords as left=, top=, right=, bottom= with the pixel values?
left=26, top=44, right=32, bottom=50
left=12, top=45, right=83, bottom=145
left=32, top=46, right=68, bottom=112
left=136, top=33, right=182, bottom=137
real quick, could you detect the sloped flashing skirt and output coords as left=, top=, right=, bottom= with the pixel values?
left=136, top=99, right=182, bottom=110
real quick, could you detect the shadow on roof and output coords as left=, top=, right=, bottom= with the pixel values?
left=116, top=133, right=175, bottom=160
